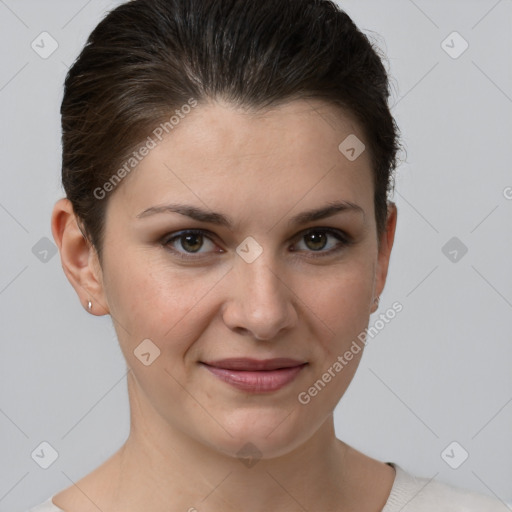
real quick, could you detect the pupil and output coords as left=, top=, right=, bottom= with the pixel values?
left=306, top=232, right=326, bottom=251
left=182, top=233, right=203, bottom=252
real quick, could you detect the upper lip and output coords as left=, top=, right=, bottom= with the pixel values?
left=201, top=358, right=307, bottom=371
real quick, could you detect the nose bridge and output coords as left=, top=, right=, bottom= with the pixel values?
left=224, top=247, right=295, bottom=339
left=240, top=252, right=282, bottom=301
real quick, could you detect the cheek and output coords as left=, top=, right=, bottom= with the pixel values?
left=104, top=254, right=225, bottom=359
left=293, top=259, right=375, bottom=354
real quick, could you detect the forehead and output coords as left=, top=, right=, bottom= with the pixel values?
left=162, top=98, right=366, bottom=164
left=110, top=98, right=374, bottom=218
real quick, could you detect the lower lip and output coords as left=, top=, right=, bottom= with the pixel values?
left=201, top=364, right=306, bottom=392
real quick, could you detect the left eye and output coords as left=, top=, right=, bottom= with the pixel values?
left=292, top=228, right=348, bottom=254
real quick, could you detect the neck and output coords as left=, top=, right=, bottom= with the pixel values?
left=107, top=373, right=357, bottom=512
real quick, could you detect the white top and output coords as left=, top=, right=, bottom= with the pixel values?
left=27, top=462, right=506, bottom=511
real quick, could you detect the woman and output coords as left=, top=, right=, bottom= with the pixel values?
left=28, top=0, right=504, bottom=510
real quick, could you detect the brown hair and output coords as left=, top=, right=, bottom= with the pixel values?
left=61, top=0, right=401, bottom=262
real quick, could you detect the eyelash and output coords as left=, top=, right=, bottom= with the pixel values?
left=160, top=228, right=353, bottom=261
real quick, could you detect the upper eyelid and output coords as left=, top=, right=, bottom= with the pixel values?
left=164, top=229, right=218, bottom=247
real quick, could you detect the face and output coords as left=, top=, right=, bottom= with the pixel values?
left=87, top=99, right=395, bottom=459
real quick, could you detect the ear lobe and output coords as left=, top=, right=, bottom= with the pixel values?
left=51, top=198, right=110, bottom=315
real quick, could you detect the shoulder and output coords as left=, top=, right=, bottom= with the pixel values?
left=383, top=463, right=507, bottom=512
left=26, top=496, right=64, bottom=512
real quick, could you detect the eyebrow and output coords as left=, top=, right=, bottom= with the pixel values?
left=136, top=200, right=364, bottom=227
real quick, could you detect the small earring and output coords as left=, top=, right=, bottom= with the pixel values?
left=87, top=300, right=92, bottom=311
left=374, top=296, right=380, bottom=307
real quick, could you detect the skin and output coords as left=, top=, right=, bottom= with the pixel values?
left=51, top=98, right=398, bottom=512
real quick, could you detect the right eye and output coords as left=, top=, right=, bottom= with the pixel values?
left=161, top=229, right=224, bottom=259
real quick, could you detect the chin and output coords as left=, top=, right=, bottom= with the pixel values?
left=198, top=406, right=314, bottom=461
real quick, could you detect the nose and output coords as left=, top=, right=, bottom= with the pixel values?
left=221, top=254, right=298, bottom=341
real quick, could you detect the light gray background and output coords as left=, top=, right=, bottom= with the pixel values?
left=1, top=0, right=511, bottom=510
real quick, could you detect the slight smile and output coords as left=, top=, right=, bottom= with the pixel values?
left=200, top=358, right=308, bottom=393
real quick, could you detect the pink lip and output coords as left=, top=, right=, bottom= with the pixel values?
left=201, top=358, right=307, bottom=392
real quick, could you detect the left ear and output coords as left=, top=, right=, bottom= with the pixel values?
left=371, top=202, right=397, bottom=313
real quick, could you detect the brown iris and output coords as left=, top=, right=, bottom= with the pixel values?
left=304, top=231, right=327, bottom=251
left=180, top=233, right=204, bottom=253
